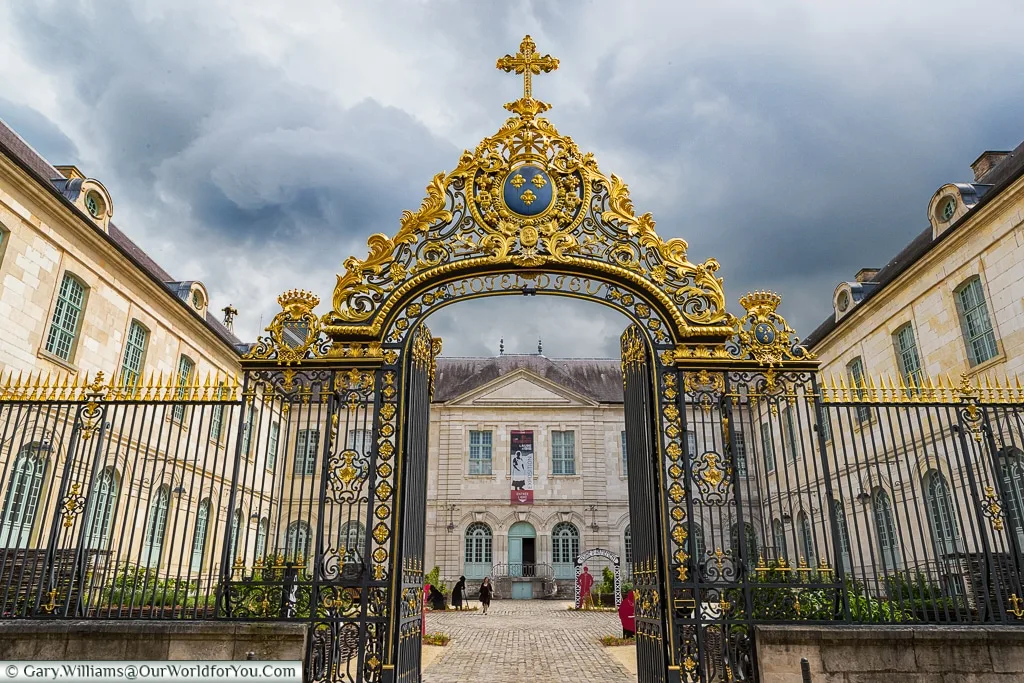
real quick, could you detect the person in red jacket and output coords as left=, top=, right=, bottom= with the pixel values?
left=577, top=566, right=595, bottom=609
left=618, top=590, right=636, bottom=638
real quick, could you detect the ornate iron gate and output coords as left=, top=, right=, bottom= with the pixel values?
left=621, top=325, right=671, bottom=682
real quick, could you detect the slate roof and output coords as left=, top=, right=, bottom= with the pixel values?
left=433, top=355, right=623, bottom=404
left=0, top=118, right=242, bottom=350
left=804, top=140, right=1024, bottom=350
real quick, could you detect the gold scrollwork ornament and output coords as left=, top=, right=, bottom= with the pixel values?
left=734, top=291, right=815, bottom=366
left=246, top=290, right=323, bottom=364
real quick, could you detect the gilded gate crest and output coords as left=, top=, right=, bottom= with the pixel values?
left=323, top=35, right=733, bottom=343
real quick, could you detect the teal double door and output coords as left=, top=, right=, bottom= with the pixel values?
left=508, top=521, right=536, bottom=599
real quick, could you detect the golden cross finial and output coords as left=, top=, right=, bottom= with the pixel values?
left=497, top=35, right=559, bottom=101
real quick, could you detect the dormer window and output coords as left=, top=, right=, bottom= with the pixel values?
left=85, top=192, right=105, bottom=219
left=837, top=291, right=851, bottom=314
left=939, top=196, right=956, bottom=222
left=192, top=290, right=204, bottom=310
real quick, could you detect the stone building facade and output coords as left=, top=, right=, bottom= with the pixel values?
left=424, top=355, right=631, bottom=598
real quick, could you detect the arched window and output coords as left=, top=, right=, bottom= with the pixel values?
left=730, top=523, right=758, bottom=563
left=229, top=509, right=243, bottom=564
left=255, top=517, right=269, bottom=560
left=190, top=499, right=210, bottom=572
left=286, top=521, right=312, bottom=562
left=552, top=522, right=580, bottom=566
left=1000, top=451, right=1024, bottom=549
left=0, top=443, right=49, bottom=547
left=45, top=273, right=86, bottom=362
left=955, top=276, right=998, bottom=366
left=464, top=522, right=493, bottom=578
left=924, top=470, right=961, bottom=555
left=833, top=499, right=851, bottom=571
left=624, top=524, right=633, bottom=565
left=84, top=467, right=118, bottom=549
left=873, top=488, right=901, bottom=571
left=142, top=485, right=170, bottom=568
left=340, top=521, right=365, bottom=562
left=797, top=511, right=815, bottom=565
left=772, top=518, right=788, bottom=562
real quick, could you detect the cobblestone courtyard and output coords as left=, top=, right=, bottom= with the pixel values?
left=422, top=600, right=635, bottom=682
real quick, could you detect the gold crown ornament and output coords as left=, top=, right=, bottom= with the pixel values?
left=277, top=289, right=320, bottom=317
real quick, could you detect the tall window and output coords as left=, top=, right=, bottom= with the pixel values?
left=784, top=408, right=799, bottom=462
left=797, top=511, right=815, bottom=564
left=142, top=485, right=170, bottom=568
left=731, top=523, right=758, bottom=562
left=340, top=521, right=365, bottom=562
left=347, top=429, right=371, bottom=456
left=210, top=382, right=226, bottom=442
left=45, top=273, right=86, bottom=361
left=552, top=430, right=576, bottom=475
left=893, top=323, right=924, bottom=391
left=833, top=499, right=851, bottom=571
left=1000, top=453, right=1024, bottom=549
left=686, top=432, right=697, bottom=458
left=190, top=499, right=210, bottom=572
left=847, top=357, right=871, bottom=424
left=240, top=405, right=254, bottom=456
left=760, top=422, right=775, bottom=474
left=172, top=355, right=194, bottom=422
left=819, top=411, right=832, bottom=443
left=873, top=489, right=901, bottom=571
left=772, top=519, right=788, bottom=562
left=552, top=522, right=579, bottom=565
left=464, top=522, right=493, bottom=578
left=692, top=525, right=706, bottom=565
left=229, top=509, right=243, bottom=563
left=84, top=467, right=118, bottom=549
left=286, top=521, right=312, bottom=561
left=924, top=470, right=961, bottom=555
left=255, top=518, right=269, bottom=560
left=624, top=524, right=633, bottom=564
left=119, top=321, right=148, bottom=387
left=733, top=432, right=747, bottom=476
left=266, top=422, right=280, bottom=471
left=469, top=430, right=493, bottom=475
left=0, top=444, right=49, bottom=547
left=956, top=277, right=998, bottom=366
left=295, top=429, right=320, bottom=476
left=621, top=430, right=628, bottom=476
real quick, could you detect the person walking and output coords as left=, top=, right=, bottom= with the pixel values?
left=479, top=577, right=493, bottom=615
left=452, top=576, right=466, bottom=611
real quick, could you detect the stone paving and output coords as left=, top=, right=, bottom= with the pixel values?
left=422, top=600, right=634, bottom=683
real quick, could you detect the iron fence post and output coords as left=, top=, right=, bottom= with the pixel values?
left=812, top=374, right=851, bottom=621
left=951, top=401, right=1003, bottom=622
left=215, top=372, right=250, bottom=619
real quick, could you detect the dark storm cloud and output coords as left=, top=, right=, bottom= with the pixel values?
left=0, top=98, right=78, bottom=163
left=2, top=1, right=1024, bottom=354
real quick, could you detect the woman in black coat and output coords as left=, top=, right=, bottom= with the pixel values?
left=452, top=576, right=466, bottom=610
left=478, top=577, right=493, bottom=615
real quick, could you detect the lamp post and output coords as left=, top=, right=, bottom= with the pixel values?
left=444, top=504, right=457, bottom=533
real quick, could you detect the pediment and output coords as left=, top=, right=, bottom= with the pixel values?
left=447, top=368, right=597, bottom=407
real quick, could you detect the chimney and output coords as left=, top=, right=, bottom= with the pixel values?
left=54, top=165, right=86, bottom=180
left=855, top=268, right=879, bottom=283
left=971, top=151, right=1011, bottom=182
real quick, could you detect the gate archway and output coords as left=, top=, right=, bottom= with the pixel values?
left=239, top=35, right=815, bottom=683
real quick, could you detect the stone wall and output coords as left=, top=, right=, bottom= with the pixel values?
left=0, top=621, right=307, bottom=661
left=756, top=625, right=1024, bottom=682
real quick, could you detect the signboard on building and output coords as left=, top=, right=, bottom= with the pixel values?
left=510, top=430, right=534, bottom=504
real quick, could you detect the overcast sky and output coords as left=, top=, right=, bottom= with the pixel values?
left=2, top=1, right=1023, bottom=358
